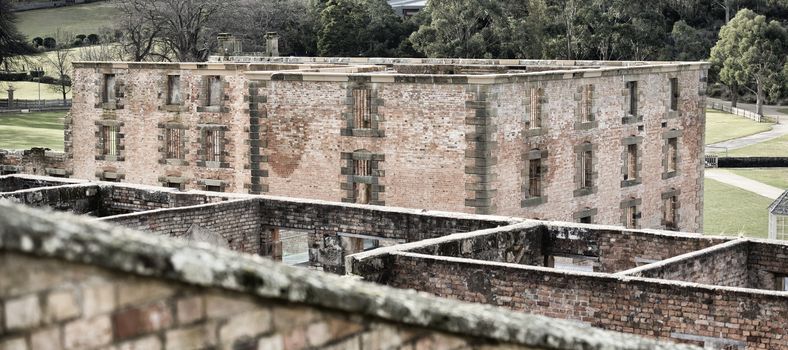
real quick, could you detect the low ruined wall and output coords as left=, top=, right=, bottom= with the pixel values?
left=407, top=225, right=544, bottom=266
left=747, top=240, right=788, bottom=290
left=0, top=175, right=83, bottom=193
left=0, top=184, right=101, bottom=215
left=630, top=240, right=749, bottom=288
left=0, top=251, right=558, bottom=350
left=98, top=186, right=228, bottom=216
left=384, top=252, right=784, bottom=349
left=0, top=148, right=69, bottom=177
left=543, top=225, right=729, bottom=273
left=102, top=199, right=263, bottom=254
left=0, top=201, right=691, bottom=350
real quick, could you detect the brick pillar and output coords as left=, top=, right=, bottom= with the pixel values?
left=7, top=86, right=14, bottom=108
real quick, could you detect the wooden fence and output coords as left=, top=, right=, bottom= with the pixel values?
left=707, top=101, right=763, bottom=123
left=0, top=99, right=71, bottom=110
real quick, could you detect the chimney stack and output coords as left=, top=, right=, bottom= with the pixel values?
left=217, top=33, right=242, bottom=56
left=265, top=32, right=279, bottom=57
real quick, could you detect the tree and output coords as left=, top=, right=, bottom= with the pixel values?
left=117, top=0, right=228, bottom=62
left=316, top=0, right=410, bottom=57
left=710, top=9, right=787, bottom=113
left=0, top=0, right=36, bottom=70
left=221, top=0, right=319, bottom=56
left=670, top=20, right=715, bottom=61
left=41, top=31, right=73, bottom=103
left=409, top=0, right=504, bottom=58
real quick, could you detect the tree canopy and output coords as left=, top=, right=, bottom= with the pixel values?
left=0, top=0, right=36, bottom=70
left=710, top=8, right=787, bottom=112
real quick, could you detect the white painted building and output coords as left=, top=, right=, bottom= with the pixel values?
left=387, top=0, right=426, bottom=17
left=769, top=191, right=788, bottom=240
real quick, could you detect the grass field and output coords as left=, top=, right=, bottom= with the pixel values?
left=727, top=168, right=788, bottom=190
left=705, top=109, right=773, bottom=145
left=0, top=111, right=65, bottom=151
left=703, top=178, right=771, bottom=238
left=16, top=2, right=120, bottom=39
left=777, top=108, right=788, bottom=115
left=726, top=134, right=788, bottom=157
left=1, top=82, right=70, bottom=100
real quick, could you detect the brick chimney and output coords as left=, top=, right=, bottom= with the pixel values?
left=265, top=32, right=279, bottom=57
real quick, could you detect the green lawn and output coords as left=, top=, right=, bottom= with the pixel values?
left=776, top=108, right=788, bottom=115
left=727, top=134, right=788, bottom=157
left=703, top=178, right=771, bottom=238
left=727, top=168, right=788, bottom=189
left=0, top=111, right=65, bottom=151
left=1, top=81, right=70, bottom=100
left=705, top=109, right=773, bottom=145
left=16, top=2, right=120, bottom=39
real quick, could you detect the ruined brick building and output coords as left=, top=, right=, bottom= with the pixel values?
left=2, top=174, right=787, bottom=349
left=62, top=57, right=708, bottom=232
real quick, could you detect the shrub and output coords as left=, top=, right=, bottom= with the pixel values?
left=0, top=72, right=29, bottom=81
left=43, top=37, right=57, bottom=49
left=76, top=34, right=86, bottom=41
left=87, top=34, right=100, bottom=44
left=31, top=37, right=43, bottom=47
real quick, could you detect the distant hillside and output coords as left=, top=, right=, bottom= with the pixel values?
left=16, top=1, right=119, bottom=40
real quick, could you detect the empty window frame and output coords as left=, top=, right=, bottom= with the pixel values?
left=167, top=75, right=182, bottom=105
left=101, top=125, right=118, bottom=156
left=663, top=195, right=678, bottom=230
left=670, top=78, right=679, bottom=111
left=626, top=204, right=640, bottom=229
left=580, top=149, right=593, bottom=189
left=205, top=184, right=222, bottom=192
left=206, top=76, right=222, bottom=106
left=203, top=129, right=223, bottom=162
left=627, top=81, right=638, bottom=116
left=165, top=128, right=184, bottom=160
left=352, top=158, right=372, bottom=204
left=775, top=275, right=788, bottom=291
left=625, top=144, right=638, bottom=181
left=528, top=158, right=542, bottom=198
left=580, top=84, right=594, bottom=122
left=102, top=74, right=116, bottom=103
left=353, top=88, right=372, bottom=129
left=529, top=87, right=542, bottom=129
left=666, top=137, right=678, bottom=173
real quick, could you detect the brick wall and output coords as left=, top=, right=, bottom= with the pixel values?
left=489, top=70, right=705, bottom=235
left=407, top=225, right=545, bottom=266
left=0, top=148, right=69, bottom=178
left=632, top=240, right=750, bottom=288
left=383, top=252, right=787, bottom=348
left=0, top=175, right=82, bottom=193
left=0, top=252, right=550, bottom=350
left=1, top=201, right=691, bottom=350
left=0, top=184, right=101, bottom=215
left=747, top=241, right=788, bottom=290
left=68, top=61, right=706, bottom=233
left=102, top=199, right=263, bottom=254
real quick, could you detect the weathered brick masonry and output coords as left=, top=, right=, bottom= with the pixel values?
left=67, top=58, right=708, bottom=232
left=348, top=223, right=788, bottom=349
left=0, top=202, right=695, bottom=350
